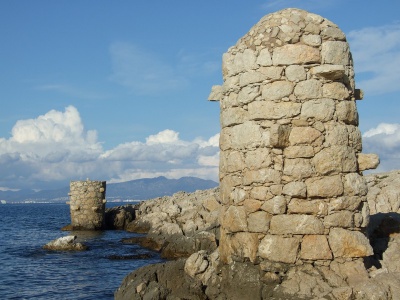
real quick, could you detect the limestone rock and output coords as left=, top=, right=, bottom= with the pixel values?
left=43, top=235, right=87, bottom=251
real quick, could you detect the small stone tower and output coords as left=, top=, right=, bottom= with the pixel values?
left=209, top=8, right=379, bottom=266
left=68, top=180, right=107, bottom=230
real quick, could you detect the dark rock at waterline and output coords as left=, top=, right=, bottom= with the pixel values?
left=105, top=205, right=136, bottom=230
left=107, top=253, right=153, bottom=260
left=114, top=259, right=207, bottom=300
left=61, top=224, right=74, bottom=231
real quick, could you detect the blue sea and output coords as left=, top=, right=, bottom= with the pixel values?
left=0, top=203, right=163, bottom=299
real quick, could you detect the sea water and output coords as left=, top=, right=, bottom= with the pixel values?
left=0, top=203, right=163, bottom=299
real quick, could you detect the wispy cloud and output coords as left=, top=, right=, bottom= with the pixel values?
left=0, top=106, right=219, bottom=189
left=363, top=123, right=400, bottom=172
left=348, top=23, right=400, bottom=95
left=35, top=83, right=107, bottom=100
left=109, top=42, right=220, bottom=95
left=109, top=42, right=189, bottom=94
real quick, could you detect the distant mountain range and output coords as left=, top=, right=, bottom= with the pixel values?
left=0, top=176, right=219, bottom=203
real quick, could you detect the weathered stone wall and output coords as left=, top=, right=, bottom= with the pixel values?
left=209, top=8, right=379, bottom=266
left=68, top=180, right=106, bottom=230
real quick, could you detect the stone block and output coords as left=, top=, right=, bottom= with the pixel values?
left=272, top=44, right=320, bottom=65
left=301, top=99, right=335, bottom=122
left=261, top=195, right=287, bottom=215
left=221, top=206, right=248, bottom=233
left=312, top=146, right=357, bottom=175
left=323, top=82, right=350, bottom=100
left=229, top=121, right=262, bottom=149
left=294, top=79, right=322, bottom=100
left=234, top=49, right=257, bottom=73
left=208, top=85, right=223, bottom=101
left=230, top=188, right=247, bottom=204
left=324, top=123, right=349, bottom=146
left=282, top=181, right=307, bottom=198
left=328, top=196, right=363, bottom=213
left=306, top=175, right=343, bottom=198
left=321, top=26, right=346, bottom=40
left=261, top=81, right=294, bottom=101
left=221, top=107, right=248, bottom=128
left=336, top=101, right=358, bottom=125
left=239, top=71, right=268, bottom=86
left=357, top=153, right=380, bottom=171
left=284, top=145, right=314, bottom=158
left=289, top=126, right=323, bottom=146
left=310, top=65, right=345, bottom=80
left=230, top=232, right=259, bottom=262
left=324, top=211, right=353, bottom=228
left=221, top=150, right=244, bottom=173
left=343, top=173, right=368, bottom=196
left=247, top=211, right=272, bottom=232
left=237, top=85, right=259, bottom=105
left=270, top=124, right=291, bottom=148
left=300, top=235, right=332, bottom=260
left=321, top=41, right=350, bottom=65
left=243, top=199, right=262, bottom=213
left=328, top=228, right=373, bottom=258
left=288, top=199, right=327, bottom=216
left=259, top=66, right=283, bottom=80
left=256, top=48, right=272, bottom=66
left=243, top=168, right=281, bottom=185
left=301, top=34, right=321, bottom=46
left=250, top=186, right=270, bottom=201
left=285, top=65, right=306, bottom=81
left=245, top=148, right=272, bottom=170
left=249, top=100, right=301, bottom=120
left=270, top=214, right=324, bottom=235
left=259, top=235, right=301, bottom=263
left=283, top=158, right=314, bottom=179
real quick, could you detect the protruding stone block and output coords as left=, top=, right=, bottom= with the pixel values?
left=270, top=124, right=291, bottom=148
left=357, top=153, right=380, bottom=171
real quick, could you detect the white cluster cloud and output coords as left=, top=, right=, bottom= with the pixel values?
left=348, top=24, right=400, bottom=95
left=363, top=123, right=400, bottom=172
left=0, top=106, right=219, bottom=190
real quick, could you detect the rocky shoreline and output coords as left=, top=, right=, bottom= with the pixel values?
left=110, top=171, right=400, bottom=299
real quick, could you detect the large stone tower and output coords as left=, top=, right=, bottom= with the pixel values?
left=209, top=8, right=379, bottom=266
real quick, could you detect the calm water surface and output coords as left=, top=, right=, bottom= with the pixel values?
left=0, top=203, right=163, bottom=299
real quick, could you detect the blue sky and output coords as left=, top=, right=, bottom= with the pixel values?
left=0, top=0, right=399, bottom=190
